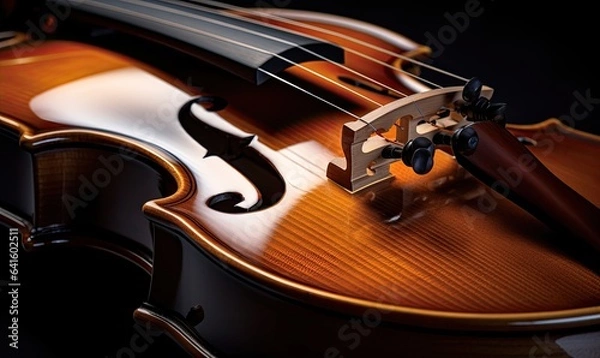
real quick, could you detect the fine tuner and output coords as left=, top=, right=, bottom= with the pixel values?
left=327, top=77, right=507, bottom=192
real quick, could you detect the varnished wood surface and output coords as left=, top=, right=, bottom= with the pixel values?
left=1, top=14, right=600, bottom=333
left=453, top=121, right=600, bottom=251
left=166, top=118, right=600, bottom=316
left=0, top=40, right=196, bottom=133
left=0, top=41, right=129, bottom=132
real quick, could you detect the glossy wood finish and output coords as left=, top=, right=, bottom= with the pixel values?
left=217, top=123, right=600, bottom=317
left=1, top=6, right=600, bottom=356
left=453, top=121, right=600, bottom=251
left=134, top=303, right=216, bottom=358
left=0, top=41, right=128, bottom=132
left=0, top=40, right=197, bottom=132
left=147, top=222, right=594, bottom=357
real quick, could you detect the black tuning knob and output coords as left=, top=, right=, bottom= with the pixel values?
left=402, top=137, right=435, bottom=175
left=462, top=77, right=483, bottom=103
left=458, top=77, right=508, bottom=125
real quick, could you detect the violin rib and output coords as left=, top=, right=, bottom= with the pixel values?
left=1, top=3, right=599, bottom=357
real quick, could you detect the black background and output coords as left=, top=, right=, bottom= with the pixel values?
left=1, top=0, right=599, bottom=357
left=220, top=0, right=600, bottom=134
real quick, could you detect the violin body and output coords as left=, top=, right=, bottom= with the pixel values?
left=1, top=1, right=599, bottom=357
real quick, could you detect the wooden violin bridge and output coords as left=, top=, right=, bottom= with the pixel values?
left=326, top=86, right=494, bottom=193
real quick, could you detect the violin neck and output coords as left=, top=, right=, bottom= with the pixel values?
left=58, top=0, right=343, bottom=84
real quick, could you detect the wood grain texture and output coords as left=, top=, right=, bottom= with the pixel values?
left=0, top=41, right=129, bottom=132
left=2, top=12, right=600, bottom=333
left=161, top=120, right=600, bottom=316
left=0, top=39, right=195, bottom=133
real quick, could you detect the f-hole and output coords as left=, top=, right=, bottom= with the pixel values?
left=179, top=97, right=286, bottom=213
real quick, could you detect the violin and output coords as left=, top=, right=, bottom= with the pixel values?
left=1, top=1, right=599, bottom=357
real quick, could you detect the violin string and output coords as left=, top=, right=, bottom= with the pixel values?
left=126, top=0, right=406, bottom=105
left=257, top=69, right=361, bottom=119
left=183, top=0, right=441, bottom=89
left=254, top=3, right=470, bottom=83
left=257, top=69, right=379, bottom=133
left=337, top=46, right=442, bottom=89
left=84, top=0, right=378, bottom=130
left=189, top=0, right=468, bottom=84
left=190, top=0, right=443, bottom=88
left=156, top=0, right=413, bottom=97
left=114, top=0, right=387, bottom=108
